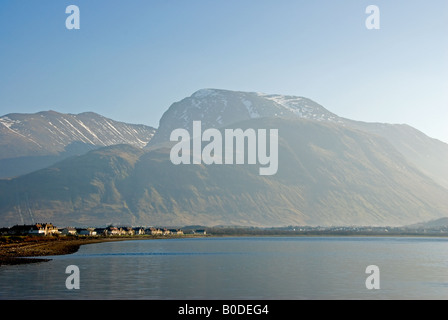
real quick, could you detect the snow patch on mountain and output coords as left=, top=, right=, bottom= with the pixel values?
left=0, top=111, right=156, bottom=161
left=242, top=98, right=260, bottom=119
left=0, top=116, right=20, bottom=129
left=257, top=93, right=339, bottom=122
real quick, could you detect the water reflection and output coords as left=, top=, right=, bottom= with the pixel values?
left=1, top=237, right=448, bottom=300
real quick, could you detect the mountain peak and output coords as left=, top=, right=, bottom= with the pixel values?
left=38, top=110, right=62, bottom=115
left=191, top=88, right=222, bottom=98
left=148, top=89, right=340, bottom=146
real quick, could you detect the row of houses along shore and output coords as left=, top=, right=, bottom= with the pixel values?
left=1, top=223, right=207, bottom=237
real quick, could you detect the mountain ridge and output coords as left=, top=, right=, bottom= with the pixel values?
left=1, top=117, right=447, bottom=228
left=1, top=88, right=448, bottom=227
left=0, top=110, right=156, bottom=178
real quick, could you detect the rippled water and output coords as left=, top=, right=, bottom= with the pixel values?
left=1, top=237, right=448, bottom=299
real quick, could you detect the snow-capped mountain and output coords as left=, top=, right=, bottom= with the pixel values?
left=2, top=117, right=448, bottom=228
left=0, top=110, right=156, bottom=178
left=1, top=88, right=448, bottom=227
left=147, top=88, right=340, bottom=146
left=147, top=88, right=448, bottom=190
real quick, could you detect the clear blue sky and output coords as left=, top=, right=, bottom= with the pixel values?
left=0, top=0, right=447, bottom=143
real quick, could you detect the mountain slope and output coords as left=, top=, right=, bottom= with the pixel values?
left=0, top=111, right=156, bottom=178
left=406, top=217, right=448, bottom=229
left=342, top=119, right=448, bottom=189
left=1, top=117, right=447, bottom=227
left=148, top=89, right=448, bottom=190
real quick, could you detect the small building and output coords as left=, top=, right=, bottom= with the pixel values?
left=78, top=228, right=97, bottom=236
left=60, top=227, right=77, bottom=236
left=168, top=229, right=184, bottom=235
left=133, top=227, right=145, bottom=235
left=10, top=223, right=58, bottom=236
left=147, top=227, right=163, bottom=235
left=38, top=223, right=59, bottom=236
left=94, top=228, right=107, bottom=236
left=106, top=226, right=121, bottom=236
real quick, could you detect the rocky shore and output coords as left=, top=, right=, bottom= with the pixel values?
left=0, top=237, right=120, bottom=266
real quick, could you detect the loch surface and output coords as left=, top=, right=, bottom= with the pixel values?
left=1, top=236, right=448, bottom=300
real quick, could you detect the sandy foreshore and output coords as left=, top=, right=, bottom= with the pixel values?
left=0, top=237, right=125, bottom=266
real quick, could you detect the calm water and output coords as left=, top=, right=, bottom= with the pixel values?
left=1, top=236, right=448, bottom=300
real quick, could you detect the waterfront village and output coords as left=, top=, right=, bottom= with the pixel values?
left=0, top=223, right=207, bottom=237
left=2, top=222, right=448, bottom=238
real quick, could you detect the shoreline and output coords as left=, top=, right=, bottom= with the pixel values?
left=2, top=233, right=448, bottom=266
left=0, top=234, right=208, bottom=266
left=0, top=236, right=135, bottom=266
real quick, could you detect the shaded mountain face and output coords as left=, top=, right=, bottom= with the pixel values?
left=149, top=89, right=448, bottom=190
left=0, top=111, right=156, bottom=178
left=1, top=118, right=447, bottom=228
